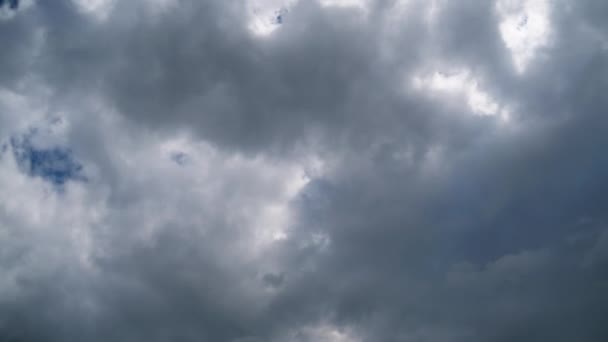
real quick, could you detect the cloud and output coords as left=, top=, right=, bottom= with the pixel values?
left=0, top=0, right=607, bottom=341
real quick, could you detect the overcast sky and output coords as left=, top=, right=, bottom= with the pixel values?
left=1, top=0, right=607, bottom=341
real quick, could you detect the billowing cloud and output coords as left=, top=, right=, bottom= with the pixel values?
left=1, top=0, right=607, bottom=341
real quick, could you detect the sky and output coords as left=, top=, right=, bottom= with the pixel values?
left=0, top=0, right=607, bottom=341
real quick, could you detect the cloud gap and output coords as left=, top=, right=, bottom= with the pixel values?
left=9, top=128, right=86, bottom=187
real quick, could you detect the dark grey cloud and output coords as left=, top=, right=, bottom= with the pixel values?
left=0, top=0, right=607, bottom=341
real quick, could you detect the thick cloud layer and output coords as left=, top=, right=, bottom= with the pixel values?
left=1, top=0, right=607, bottom=341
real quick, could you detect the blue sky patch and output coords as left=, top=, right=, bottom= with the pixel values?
left=0, top=0, right=19, bottom=9
left=170, top=151, right=188, bottom=165
left=10, top=133, right=85, bottom=186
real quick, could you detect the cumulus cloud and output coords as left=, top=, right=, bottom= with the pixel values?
left=1, top=0, right=607, bottom=341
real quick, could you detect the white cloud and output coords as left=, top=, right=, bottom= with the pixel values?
left=497, top=0, right=551, bottom=73
left=282, top=323, right=361, bottom=342
left=412, top=69, right=510, bottom=120
left=71, top=0, right=116, bottom=22
left=319, top=0, right=368, bottom=11
left=247, top=0, right=295, bottom=37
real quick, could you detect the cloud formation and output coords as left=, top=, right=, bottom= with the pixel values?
left=1, top=0, right=607, bottom=341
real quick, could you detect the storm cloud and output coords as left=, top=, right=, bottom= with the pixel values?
left=1, top=0, right=607, bottom=341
